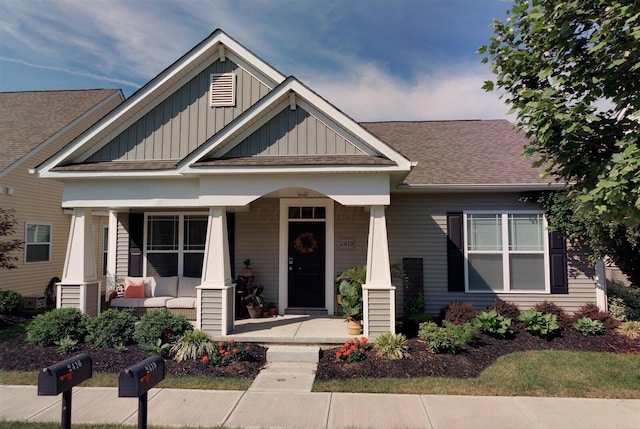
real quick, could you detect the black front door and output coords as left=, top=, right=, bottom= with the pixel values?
left=288, top=221, right=325, bottom=308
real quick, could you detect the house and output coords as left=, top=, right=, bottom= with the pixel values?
left=0, top=90, right=124, bottom=306
left=35, top=30, right=606, bottom=337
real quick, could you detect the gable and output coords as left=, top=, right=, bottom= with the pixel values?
left=218, top=106, right=365, bottom=159
left=85, top=59, right=270, bottom=163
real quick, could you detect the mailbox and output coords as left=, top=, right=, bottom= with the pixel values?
left=119, top=355, right=165, bottom=398
left=38, top=353, right=93, bottom=396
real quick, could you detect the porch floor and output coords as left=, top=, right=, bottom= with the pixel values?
left=215, top=315, right=353, bottom=344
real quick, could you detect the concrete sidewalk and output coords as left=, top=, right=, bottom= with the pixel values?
left=1, top=384, right=638, bottom=428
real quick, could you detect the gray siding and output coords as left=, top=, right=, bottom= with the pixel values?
left=87, top=59, right=270, bottom=162
left=367, top=289, right=392, bottom=337
left=334, top=203, right=369, bottom=278
left=386, top=193, right=598, bottom=315
left=116, top=213, right=129, bottom=279
left=223, top=107, right=364, bottom=158
left=200, top=289, right=223, bottom=335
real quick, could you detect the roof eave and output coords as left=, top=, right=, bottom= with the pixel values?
left=396, top=183, right=566, bottom=193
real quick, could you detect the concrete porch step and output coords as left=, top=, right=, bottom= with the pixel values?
left=266, top=345, right=320, bottom=363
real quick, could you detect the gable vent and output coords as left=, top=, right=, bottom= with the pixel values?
left=210, top=73, right=236, bottom=107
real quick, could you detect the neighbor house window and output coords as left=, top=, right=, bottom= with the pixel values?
left=25, top=223, right=51, bottom=263
left=465, top=212, right=547, bottom=292
left=145, top=214, right=207, bottom=277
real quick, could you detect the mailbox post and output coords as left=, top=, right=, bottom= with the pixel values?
left=37, top=353, right=93, bottom=429
left=118, top=355, right=165, bottom=429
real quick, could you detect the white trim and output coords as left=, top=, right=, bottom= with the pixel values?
left=463, top=211, right=550, bottom=294
left=24, top=222, right=52, bottom=264
left=106, top=211, right=118, bottom=292
left=595, top=259, right=607, bottom=311
left=279, top=198, right=335, bottom=315
left=397, top=183, right=566, bottom=192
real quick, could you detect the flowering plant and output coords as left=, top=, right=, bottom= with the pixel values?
left=201, top=339, right=250, bottom=366
left=335, top=337, right=369, bottom=362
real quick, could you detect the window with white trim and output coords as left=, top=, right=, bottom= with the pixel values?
left=465, top=212, right=548, bottom=292
left=209, top=73, right=236, bottom=107
left=145, top=214, right=207, bottom=277
left=25, top=223, right=51, bottom=263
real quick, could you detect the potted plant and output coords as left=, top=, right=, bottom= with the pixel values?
left=241, top=259, right=253, bottom=278
left=244, top=284, right=264, bottom=318
left=267, top=302, right=277, bottom=316
left=336, top=265, right=366, bottom=334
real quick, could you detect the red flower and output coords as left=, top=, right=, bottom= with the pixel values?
left=201, top=356, right=209, bottom=363
left=228, top=339, right=235, bottom=344
left=217, top=341, right=224, bottom=347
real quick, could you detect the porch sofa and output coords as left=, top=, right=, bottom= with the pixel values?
left=108, top=276, right=200, bottom=319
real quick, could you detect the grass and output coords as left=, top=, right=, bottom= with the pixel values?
left=313, top=350, right=640, bottom=399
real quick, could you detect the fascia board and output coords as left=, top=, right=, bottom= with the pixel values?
left=37, top=30, right=286, bottom=177
left=183, top=165, right=409, bottom=175
left=396, top=183, right=567, bottom=192
left=39, top=170, right=184, bottom=180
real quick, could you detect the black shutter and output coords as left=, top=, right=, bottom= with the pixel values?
left=128, top=213, right=144, bottom=277
left=447, top=212, right=465, bottom=292
left=226, top=212, right=235, bottom=279
left=549, top=231, right=568, bottom=294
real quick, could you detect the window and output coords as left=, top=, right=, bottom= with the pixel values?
left=145, top=214, right=207, bottom=277
left=25, top=223, right=51, bottom=263
left=209, top=73, right=236, bottom=107
left=465, top=212, right=547, bottom=292
left=102, top=226, right=108, bottom=276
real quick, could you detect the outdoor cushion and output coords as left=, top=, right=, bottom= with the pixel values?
left=125, top=276, right=153, bottom=297
left=166, top=297, right=196, bottom=309
left=124, top=278, right=145, bottom=298
left=138, top=297, right=173, bottom=308
left=109, top=297, right=142, bottom=308
left=151, top=276, right=179, bottom=297
left=177, top=277, right=200, bottom=298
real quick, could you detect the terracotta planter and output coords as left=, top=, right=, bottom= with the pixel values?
left=247, top=305, right=262, bottom=318
left=346, top=319, right=362, bottom=335
left=336, top=294, right=344, bottom=305
left=269, top=308, right=277, bottom=316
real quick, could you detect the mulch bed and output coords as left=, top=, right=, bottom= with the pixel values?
left=1, top=312, right=638, bottom=380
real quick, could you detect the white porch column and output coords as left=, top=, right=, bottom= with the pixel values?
left=197, top=207, right=235, bottom=336
left=362, top=205, right=396, bottom=337
left=58, top=208, right=100, bottom=315
left=105, top=210, right=118, bottom=294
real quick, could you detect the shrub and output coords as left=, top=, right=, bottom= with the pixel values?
left=616, top=321, right=640, bottom=339
left=534, top=301, right=572, bottom=328
left=0, top=290, right=22, bottom=314
left=608, top=297, right=629, bottom=322
left=486, top=299, right=521, bottom=320
left=439, top=301, right=478, bottom=325
left=573, top=303, right=619, bottom=330
left=26, top=308, right=88, bottom=346
left=336, top=337, right=369, bottom=362
left=607, top=280, right=640, bottom=317
left=418, top=321, right=476, bottom=354
left=85, top=309, right=136, bottom=348
left=134, top=309, right=193, bottom=346
left=55, top=335, right=78, bottom=355
left=171, top=329, right=215, bottom=362
left=404, top=293, right=424, bottom=316
left=473, top=310, right=513, bottom=339
left=140, top=339, right=172, bottom=357
left=518, top=310, right=560, bottom=339
left=203, top=339, right=250, bottom=366
left=373, top=332, right=409, bottom=360
left=573, top=317, right=605, bottom=336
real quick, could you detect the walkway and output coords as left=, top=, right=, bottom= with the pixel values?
left=2, top=384, right=638, bottom=428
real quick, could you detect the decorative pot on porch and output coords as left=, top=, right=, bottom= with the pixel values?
left=346, top=317, right=363, bottom=335
left=241, top=259, right=254, bottom=278
left=243, top=284, right=264, bottom=319
left=247, top=304, right=262, bottom=319
left=336, top=265, right=365, bottom=334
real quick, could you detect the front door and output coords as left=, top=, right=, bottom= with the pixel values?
left=288, top=221, right=325, bottom=308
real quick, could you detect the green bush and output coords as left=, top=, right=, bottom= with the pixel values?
left=404, top=293, right=424, bottom=316
left=439, top=301, right=478, bottom=325
left=534, top=301, right=572, bottom=328
left=573, top=303, right=619, bottom=330
left=573, top=316, right=605, bottom=336
left=418, top=321, right=476, bottom=354
left=519, top=310, right=560, bottom=339
left=171, top=329, right=215, bottom=362
left=26, top=308, right=88, bottom=346
left=85, top=309, right=136, bottom=348
left=134, top=309, right=193, bottom=346
left=0, top=290, right=22, bottom=314
left=205, top=339, right=251, bottom=366
left=373, top=332, right=410, bottom=360
left=608, top=297, right=629, bottom=322
left=474, top=309, right=513, bottom=339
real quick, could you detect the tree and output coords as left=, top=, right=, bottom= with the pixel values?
left=0, top=208, right=23, bottom=270
left=481, top=0, right=640, bottom=285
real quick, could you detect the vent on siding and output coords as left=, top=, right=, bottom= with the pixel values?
left=210, top=73, right=236, bottom=107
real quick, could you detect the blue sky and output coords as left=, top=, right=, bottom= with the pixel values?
left=0, top=0, right=513, bottom=121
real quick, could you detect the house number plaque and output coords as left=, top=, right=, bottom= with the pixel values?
left=338, top=237, right=355, bottom=250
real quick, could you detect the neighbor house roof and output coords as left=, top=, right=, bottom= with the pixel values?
left=0, top=89, right=122, bottom=173
left=361, top=120, right=557, bottom=189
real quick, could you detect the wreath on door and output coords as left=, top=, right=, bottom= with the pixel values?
left=294, top=231, right=318, bottom=254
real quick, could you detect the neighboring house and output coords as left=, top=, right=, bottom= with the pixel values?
left=35, top=30, right=606, bottom=337
left=0, top=90, right=124, bottom=302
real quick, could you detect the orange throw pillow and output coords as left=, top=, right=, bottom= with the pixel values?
left=124, top=278, right=146, bottom=298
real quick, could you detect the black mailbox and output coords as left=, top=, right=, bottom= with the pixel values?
left=119, top=355, right=165, bottom=397
left=38, top=353, right=93, bottom=396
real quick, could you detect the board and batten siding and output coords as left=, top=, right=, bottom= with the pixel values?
left=386, top=193, right=598, bottom=315
left=87, top=59, right=270, bottom=162
left=222, top=107, right=364, bottom=158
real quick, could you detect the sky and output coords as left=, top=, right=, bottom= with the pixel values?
left=0, top=0, right=514, bottom=122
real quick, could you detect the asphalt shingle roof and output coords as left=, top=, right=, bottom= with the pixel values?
left=361, top=120, right=549, bottom=186
left=0, top=89, right=120, bottom=172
